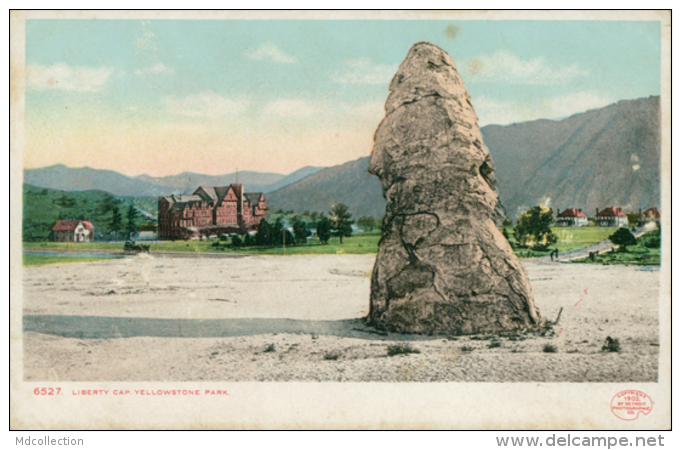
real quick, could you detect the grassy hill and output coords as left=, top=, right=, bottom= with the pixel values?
left=22, top=184, right=157, bottom=242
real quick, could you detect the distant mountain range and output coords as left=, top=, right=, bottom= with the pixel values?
left=266, top=157, right=386, bottom=218
left=266, top=96, right=661, bottom=220
left=23, top=96, right=661, bottom=221
left=23, top=164, right=325, bottom=198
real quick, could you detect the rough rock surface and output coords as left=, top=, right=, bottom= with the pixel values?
left=368, top=42, right=541, bottom=335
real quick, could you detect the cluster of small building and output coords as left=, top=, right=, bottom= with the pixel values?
left=554, top=207, right=661, bottom=227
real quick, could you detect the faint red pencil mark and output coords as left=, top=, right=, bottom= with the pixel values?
left=574, top=298, right=583, bottom=307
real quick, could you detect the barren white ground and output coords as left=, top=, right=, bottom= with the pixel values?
left=22, top=254, right=660, bottom=382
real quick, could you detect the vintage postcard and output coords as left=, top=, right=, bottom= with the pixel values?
left=10, top=10, right=671, bottom=430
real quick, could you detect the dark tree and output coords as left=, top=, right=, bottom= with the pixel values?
left=329, top=203, right=353, bottom=244
left=126, top=204, right=139, bottom=239
left=284, top=229, right=295, bottom=246
left=243, top=233, right=253, bottom=247
left=98, top=194, right=119, bottom=215
left=272, top=217, right=285, bottom=246
left=272, top=217, right=295, bottom=247
left=609, top=227, right=637, bottom=252
left=255, top=218, right=272, bottom=246
left=110, top=206, right=123, bottom=237
left=231, top=235, right=243, bottom=248
left=292, top=217, right=311, bottom=244
left=317, top=217, right=332, bottom=245
left=513, top=206, right=557, bottom=250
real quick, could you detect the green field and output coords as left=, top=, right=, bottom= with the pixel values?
left=504, top=226, right=621, bottom=257
left=571, top=230, right=661, bottom=266
left=24, top=226, right=630, bottom=259
left=22, top=253, right=117, bottom=266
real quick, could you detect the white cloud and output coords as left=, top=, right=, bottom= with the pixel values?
left=332, top=58, right=398, bottom=85
left=134, top=63, right=175, bottom=75
left=462, top=51, right=588, bottom=85
left=246, top=43, right=296, bottom=63
left=263, top=99, right=319, bottom=117
left=164, top=92, right=250, bottom=119
left=473, top=92, right=615, bottom=126
left=26, top=63, right=114, bottom=92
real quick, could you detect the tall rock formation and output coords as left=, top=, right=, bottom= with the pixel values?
left=368, top=42, right=541, bottom=335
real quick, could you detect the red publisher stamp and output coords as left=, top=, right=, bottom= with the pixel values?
left=611, top=390, right=653, bottom=420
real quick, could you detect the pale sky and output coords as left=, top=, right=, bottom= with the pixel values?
left=23, top=20, right=661, bottom=177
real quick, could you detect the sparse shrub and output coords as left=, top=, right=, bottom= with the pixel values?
left=487, top=341, right=502, bottom=349
left=460, top=346, right=474, bottom=352
left=323, top=352, right=339, bottom=361
left=602, top=336, right=621, bottom=353
left=542, top=344, right=558, bottom=353
left=264, top=344, right=276, bottom=353
left=387, top=344, right=420, bottom=356
left=642, top=230, right=661, bottom=249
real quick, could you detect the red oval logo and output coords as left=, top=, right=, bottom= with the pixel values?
left=611, top=390, right=653, bottom=421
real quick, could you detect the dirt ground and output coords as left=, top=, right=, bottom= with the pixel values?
left=22, top=254, right=660, bottom=382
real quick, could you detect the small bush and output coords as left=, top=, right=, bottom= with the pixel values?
left=542, top=344, right=558, bottom=353
left=487, top=341, right=502, bottom=349
left=602, top=337, right=621, bottom=353
left=323, top=353, right=339, bottom=361
left=231, top=235, right=243, bottom=248
left=460, top=346, right=474, bottom=352
left=263, top=344, right=276, bottom=353
left=387, top=344, right=420, bottom=357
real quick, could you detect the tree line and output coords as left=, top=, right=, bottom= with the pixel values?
left=219, top=203, right=369, bottom=249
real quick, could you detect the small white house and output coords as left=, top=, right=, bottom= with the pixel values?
left=51, top=220, right=95, bottom=242
left=555, top=208, right=588, bottom=227
left=595, top=207, right=629, bottom=227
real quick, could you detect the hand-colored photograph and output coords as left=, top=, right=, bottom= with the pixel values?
left=11, top=11, right=670, bottom=430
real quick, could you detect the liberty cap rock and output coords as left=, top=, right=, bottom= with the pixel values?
left=368, top=42, right=541, bottom=335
